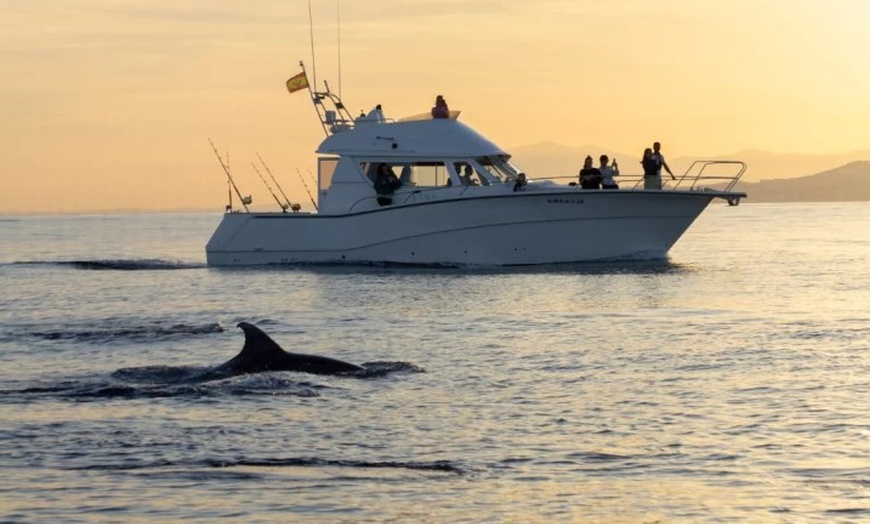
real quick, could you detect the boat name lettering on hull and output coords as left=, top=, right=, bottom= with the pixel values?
left=547, top=198, right=585, bottom=204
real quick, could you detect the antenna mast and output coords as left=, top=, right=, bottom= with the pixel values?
left=337, top=0, right=342, bottom=98
left=300, top=0, right=353, bottom=138
left=308, top=0, right=317, bottom=91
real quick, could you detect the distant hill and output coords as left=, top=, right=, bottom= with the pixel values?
left=508, top=142, right=634, bottom=179
left=733, top=161, right=870, bottom=202
left=509, top=142, right=870, bottom=201
left=690, top=149, right=870, bottom=182
left=509, top=141, right=870, bottom=183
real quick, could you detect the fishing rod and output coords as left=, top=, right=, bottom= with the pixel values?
left=251, top=162, right=289, bottom=212
left=208, top=138, right=251, bottom=212
left=306, top=168, right=320, bottom=194
left=295, top=167, right=319, bottom=211
left=226, top=150, right=232, bottom=210
left=256, top=153, right=295, bottom=211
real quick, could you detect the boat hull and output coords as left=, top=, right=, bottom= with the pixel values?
left=205, top=190, right=722, bottom=266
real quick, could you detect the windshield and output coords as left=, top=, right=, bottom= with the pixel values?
left=476, top=156, right=523, bottom=183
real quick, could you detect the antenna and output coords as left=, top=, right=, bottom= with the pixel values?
left=337, top=0, right=342, bottom=98
left=298, top=1, right=354, bottom=138
left=308, top=0, right=317, bottom=91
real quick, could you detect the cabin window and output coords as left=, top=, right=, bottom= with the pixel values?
left=359, top=161, right=450, bottom=188
left=476, top=156, right=522, bottom=183
left=453, top=162, right=490, bottom=186
left=319, top=157, right=338, bottom=191
left=409, top=163, right=449, bottom=187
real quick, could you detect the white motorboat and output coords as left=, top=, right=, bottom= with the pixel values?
left=206, top=70, right=746, bottom=267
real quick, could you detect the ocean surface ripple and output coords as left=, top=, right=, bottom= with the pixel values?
left=1, top=206, right=868, bottom=522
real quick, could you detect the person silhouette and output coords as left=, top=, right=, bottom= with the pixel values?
left=652, top=141, right=675, bottom=185
left=641, top=148, right=659, bottom=189
left=579, top=155, right=602, bottom=189
left=431, top=95, right=449, bottom=118
left=373, top=163, right=401, bottom=205
left=599, top=154, right=619, bottom=190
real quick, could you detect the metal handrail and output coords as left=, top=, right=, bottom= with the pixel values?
left=670, top=160, right=747, bottom=192
left=530, top=160, right=746, bottom=192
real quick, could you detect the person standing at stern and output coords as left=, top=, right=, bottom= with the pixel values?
left=599, top=155, right=619, bottom=190
left=652, top=141, right=675, bottom=186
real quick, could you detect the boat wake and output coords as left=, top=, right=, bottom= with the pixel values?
left=66, top=455, right=466, bottom=476
left=0, top=374, right=326, bottom=400
left=113, top=360, right=424, bottom=384
left=0, top=361, right=424, bottom=402
left=25, top=321, right=225, bottom=344
left=12, top=259, right=205, bottom=270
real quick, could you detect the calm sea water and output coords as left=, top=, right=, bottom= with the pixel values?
left=1, top=203, right=868, bottom=522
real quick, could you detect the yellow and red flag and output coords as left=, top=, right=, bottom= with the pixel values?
left=285, top=72, right=309, bottom=94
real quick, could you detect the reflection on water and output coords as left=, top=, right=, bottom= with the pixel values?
left=0, top=204, right=868, bottom=521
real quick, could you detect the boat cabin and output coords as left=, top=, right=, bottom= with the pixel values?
left=314, top=108, right=527, bottom=214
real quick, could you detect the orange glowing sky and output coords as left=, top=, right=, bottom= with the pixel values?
left=1, top=0, right=869, bottom=213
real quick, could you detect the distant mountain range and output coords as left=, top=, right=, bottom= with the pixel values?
left=732, top=161, right=870, bottom=202
left=509, top=142, right=870, bottom=202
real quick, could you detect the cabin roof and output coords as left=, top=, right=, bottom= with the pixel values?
left=316, top=117, right=508, bottom=158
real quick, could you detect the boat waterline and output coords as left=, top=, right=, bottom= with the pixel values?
left=206, top=190, right=720, bottom=266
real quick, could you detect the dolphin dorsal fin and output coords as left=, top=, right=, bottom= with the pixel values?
left=236, top=322, right=288, bottom=359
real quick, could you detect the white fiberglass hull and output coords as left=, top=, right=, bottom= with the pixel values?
left=205, top=190, right=724, bottom=266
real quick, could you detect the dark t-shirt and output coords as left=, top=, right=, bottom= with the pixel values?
left=579, top=167, right=602, bottom=189
left=642, top=156, right=660, bottom=177
left=374, top=171, right=401, bottom=195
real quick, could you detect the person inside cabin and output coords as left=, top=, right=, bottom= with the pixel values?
left=579, top=155, right=603, bottom=189
left=399, top=165, right=413, bottom=185
left=460, top=165, right=479, bottom=186
left=642, top=147, right=659, bottom=189
left=431, top=95, right=449, bottom=118
left=599, top=154, right=619, bottom=190
left=374, top=163, right=402, bottom=206
left=513, top=172, right=527, bottom=192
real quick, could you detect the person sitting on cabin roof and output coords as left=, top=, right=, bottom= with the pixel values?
left=368, top=104, right=385, bottom=122
left=431, top=95, right=449, bottom=118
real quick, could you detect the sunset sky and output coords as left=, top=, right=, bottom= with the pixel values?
left=2, top=0, right=869, bottom=213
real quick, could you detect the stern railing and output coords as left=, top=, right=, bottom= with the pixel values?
left=669, top=160, right=747, bottom=192
left=536, top=160, right=746, bottom=194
